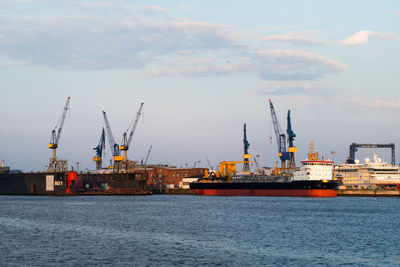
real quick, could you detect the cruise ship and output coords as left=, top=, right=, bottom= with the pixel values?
left=335, top=152, right=400, bottom=189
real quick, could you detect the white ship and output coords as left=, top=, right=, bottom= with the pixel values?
left=335, top=152, right=400, bottom=189
left=293, top=142, right=334, bottom=181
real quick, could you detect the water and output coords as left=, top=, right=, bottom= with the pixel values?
left=0, top=195, right=399, bottom=266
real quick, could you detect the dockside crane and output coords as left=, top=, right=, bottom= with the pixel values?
left=286, top=110, right=297, bottom=174
left=143, top=145, right=152, bottom=165
left=268, top=99, right=290, bottom=176
left=93, top=128, right=106, bottom=170
left=242, top=123, right=251, bottom=173
left=120, top=102, right=144, bottom=162
left=48, top=97, right=70, bottom=172
left=102, top=111, right=123, bottom=164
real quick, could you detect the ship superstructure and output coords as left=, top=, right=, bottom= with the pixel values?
left=293, top=142, right=334, bottom=182
left=335, top=152, right=400, bottom=189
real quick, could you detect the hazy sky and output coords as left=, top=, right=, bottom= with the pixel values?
left=1, top=0, right=400, bottom=171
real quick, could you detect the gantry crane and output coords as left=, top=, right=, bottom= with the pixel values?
left=48, top=97, right=70, bottom=172
left=93, top=128, right=106, bottom=170
left=242, top=123, right=251, bottom=173
left=268, top=99, right=296, bottom=177
left=120, top=102, right=144, bottom=162
left=102, top=111, right=123, bottom=164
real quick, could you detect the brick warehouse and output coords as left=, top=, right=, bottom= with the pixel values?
left=143, top=166, right=207, bottom=188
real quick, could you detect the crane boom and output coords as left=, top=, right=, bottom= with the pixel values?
left=144, top=145, right=152, bottom=165
left=48, top=97, right=70, bottom=172
left=102, top=111, right=120, bottom=157
left=120, top=102, right=144, bottom=161
left=93, top=127, right=106, bottom=170
left=56, top=97, right=70, bottom=144
left=127, top=102, right=144, bottom=147
left=49, top=97, right=71, bottom=147
left=268, top=99, right=286, bottom=157
left=93, top=128, right=106, bottom=158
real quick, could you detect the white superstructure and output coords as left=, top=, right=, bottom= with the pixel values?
left=335, top=152, right=400, bottom=188
left=293, top=142, right=334, bottom=181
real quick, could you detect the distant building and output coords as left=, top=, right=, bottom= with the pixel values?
left=144, top=167, right=207, bottom=188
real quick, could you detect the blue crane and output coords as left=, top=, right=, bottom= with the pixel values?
left=286, top=110, right=297, bottom=171
left=242, top=123, right=251, bottom=172
left=93, top=127, right=106, bottom=170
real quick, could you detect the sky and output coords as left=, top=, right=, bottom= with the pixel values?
left=1, top=0, right=400, bottom=171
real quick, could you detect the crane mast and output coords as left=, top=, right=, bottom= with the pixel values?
left=93, top=127, right=106, bottom=170
left=48, top=97, right=70, bottom=172
left=102, top=111, right=122, bottom=163
left=268, top=99, right=290, bottom=176
left=242, top=123, right=251, bottom=173
left=120, top=102, right=144, bottom=161
left=286, top=110, right=297, bottom=174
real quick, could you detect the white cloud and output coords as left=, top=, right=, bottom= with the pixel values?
left=134, top=6, right=168, bottom=14
left=0, top=15, right=346, bottom=83
left=390, top=10, right=400, bottom=16
left=264, top=95, right=400, bottom=111
left=337, top=97, right=400, bottom=108
left=339, top=30, right=400, bottom=45
left=263, top=34, right=329, bottom=46
left=132, top=49, right=346, bottom=82
left=0, top=16, right=237, bottom=69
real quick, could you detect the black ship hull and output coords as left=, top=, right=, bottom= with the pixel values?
left=190, top=180, right=337, bottom=197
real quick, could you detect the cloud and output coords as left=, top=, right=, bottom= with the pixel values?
left=134, top=6, right=168, bottom=14
left=254, top=49, right=346, bottom=81
left=0, top=15, right=346, bottom=83
left=0, top=16, right=237, bottom=69
left=132, top=49, right=346, bottom=83
left=263, top=94, right=400, bottom=111
left=253, top=81, right=324, bottom=96
left=390, top=10, right=400, bottom=16
left=339, top=30, right=400, bottom=45
left=337, top=97, right=400, bottom=109
left=263, top=34, right=329, bottom=46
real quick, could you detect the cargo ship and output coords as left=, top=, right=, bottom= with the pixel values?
left=190, top=142, right=337, bottom=197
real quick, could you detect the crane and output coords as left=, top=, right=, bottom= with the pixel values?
left=242, top=123, right=251, bottom=173
left=268, top=99, right=290, bottom=176
left=102, top=111, right=123, bottom=163
left=286, top=110, right=297, bottom=173
left=120, top=102, right=144, bottom=161
left=48, top=97, right=70, bottom=171
left=144, top=145, right=152, bottom=165
left=93, top=127, right=106, bottom=170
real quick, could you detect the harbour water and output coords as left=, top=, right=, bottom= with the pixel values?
left=0, top=195, right=399, bottom=266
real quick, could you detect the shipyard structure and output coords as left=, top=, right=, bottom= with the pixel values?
left=0, top=97, right=208, bottom=196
